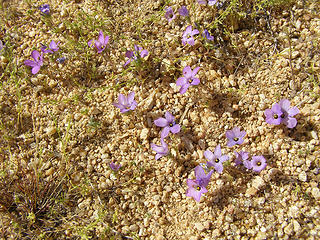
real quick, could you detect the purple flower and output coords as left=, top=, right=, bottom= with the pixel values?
left=41, top=40, right=60, bottom=54
left=208, top=0, right=218, bottom=6
left=113, top=91, right=137, bottom=113
left=197, top=0, right=207, bottom=4
left=186, top=165, right=213, bottom=202
left=154, top=111, right=180, bottom=138
left=182, top=25, right=199, bottom=46
left=88, top=30, right=109, bottom=53
left=179, top=6, right=189, bottom=17
left=264, top=103, right=283, bottom=125
left=165, top=7, right=176, bottom=22
left=202, top=29, right=214, bottom=41
left=194, top=165, right=213, bottom=187
left=39, top=4, right=50, bottom=15
left=24, top=50, right=43, bottom=75
left=176, top=66, right=200, bottom=94
left=250, top=156, right=267, bottom=172
left=151, top=138, right=169, bottom=160
left=110, top=161, right=121, bottom=171
left=278, top=99, right=299, bottom=128
left=186, top=179, right=208, bottom=202
left=234, top=151, right=249, bottom=167
left=204, top=144, right=229, bottom=174
left=226, top=127, right=246, bottom=147
left=124, top=45, right=148, bottom=67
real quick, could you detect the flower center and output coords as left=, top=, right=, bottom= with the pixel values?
left=280, top=113, right=285, bottom=118
left=196, top=186, right=201, bottom=191
left=273, top=114, right=278, bottom=119
left=234, top=137, right=239, bottom=141
left=169, top=123, right=173, bottom=127
left=188, top=79, right=193, bottom=83
left=256, top=161, right=261, bottom=166
left=215, top=158, right=220, bottom=163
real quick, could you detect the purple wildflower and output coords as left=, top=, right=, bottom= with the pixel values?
left=154, top=111, right=180, bottom=138
left=39, top=4, right=50, bottom=15
left=250, top=156, right=267, bottom=172
left=110, top=161, right=121, bottom=171
left=41, top=40, right=60, bottom=54
left=264, top=103, right=283, bottom=125
left=124, top=45, right=148, bottom=67
left=88, top=30, right=109, bottom=53
left=179, top=6, right=189, bottom=17
left=197, top=0, right=207, bottom=4
left=113, top=91, right=137, bottom=113
left=202, top=29, right=214, bottom=41
left=234, top=151, right=249, bottom=167
left=176, top=66, right=200, bottom=94
left=186, top=179, right=208, bottom=202
left=194, top=165, right=213, bottom=187
left=278, top=99, right=299, bottom=128
left=226, top=127, right=246, bottom=147
left=208, top=0, right=218, bottom=6
left=165, top=7, right=176, bottom=22
left=24, top=50, right=43, bottom=75
left=150, top=138, right=169, bottom=160
left=186, top=165, right=213, bottom=202
left=204, top=144, right=229, bottom=174
left=182, top=25, right=199, bottom=46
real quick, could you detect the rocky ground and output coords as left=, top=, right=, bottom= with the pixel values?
left=0, top=0, right=319, bottom=239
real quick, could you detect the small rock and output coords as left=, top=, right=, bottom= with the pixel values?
left=129, top=224, right=138, bottom=232
left=194, top=222, right=205, bottom=231
left=311, top=187, right=320, bottom=200
left=91, top=107, right=101, bottom=115
left=293, top=220, right=301, bottom=233
left=46, top=126, right=57, bottom=136
left=252, top=176, right=265, bottom=190
left=29, top=31, right=35, bottom=38
left=45, top=167, right=54, bottom=176
left=295, top=20, right=302, bottom=30
left=310, top=131, right=318, bottom=140
left=212, top=229, right=220, bottom=237
left=284, top=222, right=293, bottom=235
left=140, top=128, right=149, bottom=140
left=246, top=187, right=258, bottom=196
left=288, top=206, right=299, bottom=218
left=298, top=171, right=307, bottom=182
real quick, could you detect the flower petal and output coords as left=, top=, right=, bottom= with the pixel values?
left=31, top=66, right=40, bottom=74
left=140, top=49, right=148, bottom=58
left=118, top=94, right=127, bottom=106
left=170, top=124, right=180, bottom=134
left=183, top=66, right=192, bottom=78
left=154, top=117, right=168, bottom=127
left=179, top=83, right=190, bottom=94
left=127, top=91, right=135, bottom=104
left=192, top=67, right=200, bottom=76
left=204, top=150, right=214, bottom=161
left=160, top=127, right=170, bottom=139
left=214, top=144, right=222, bottom=157
left=191, top=78, right=200, bottom=85
left=24, top=60, right=37, bottom=67
left=176, top=77, right=187, bottom=86
left=165, top=111, right=175, bottom=122
left=31, top=50, right=40, bottom=61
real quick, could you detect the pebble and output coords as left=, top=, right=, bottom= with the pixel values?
left=45, top=126, right=57, bottom=136
left=140, top=128, right=149, bottom=140
left=311, top=130, right=318, bottom=140
left=298, top=171, right=307, bottom=182
left=252, top=176, right=265, bottom=190
left=293, top=220, right=301, bottom=233
left=311, top=187, right=320, bottom=200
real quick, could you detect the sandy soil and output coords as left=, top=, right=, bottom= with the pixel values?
left=0, top=0, right=319, bottom=239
